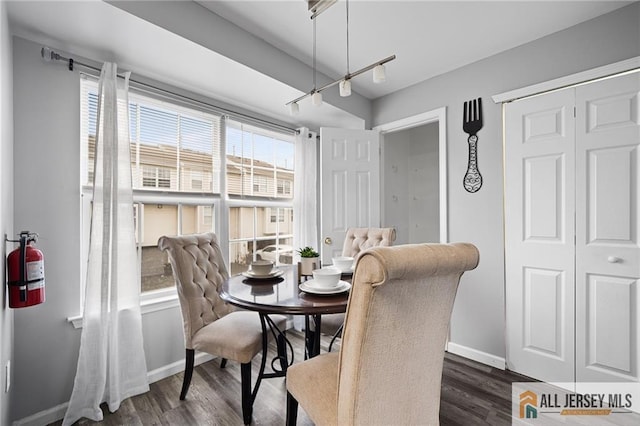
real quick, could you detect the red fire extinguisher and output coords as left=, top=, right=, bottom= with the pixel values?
left=7, top=231, right=45, bottom=308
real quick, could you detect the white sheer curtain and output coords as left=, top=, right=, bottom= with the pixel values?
left=63, top=63, right=149, bottom=425
left=293, top=128, right=318, bottom=252
left=293, top=128, right=318, bottom=330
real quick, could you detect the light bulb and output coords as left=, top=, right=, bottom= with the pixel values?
left=41, top=47, right=52, bottom=62
left=289, top=102, right=299, bottom=116
left=373, top=64, right=386, bottom=83
left=311, top=91, right=323, bottom=106
left=339, top=79, right=351, bottom=97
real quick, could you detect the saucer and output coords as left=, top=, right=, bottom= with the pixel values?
left=242, top=269, right=284, bottom=279
left=299, top=280, right=351, bottom=295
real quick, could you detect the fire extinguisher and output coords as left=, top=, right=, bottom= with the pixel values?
left=7, top=231, right=45, bottom=308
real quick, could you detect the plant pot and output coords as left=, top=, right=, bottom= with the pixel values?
left=300, top=256, right=320, bottom=276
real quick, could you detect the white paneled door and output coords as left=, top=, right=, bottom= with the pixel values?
left=320, top=128, right=380, bottom=265
left=575, top=73, right=640, bottom=383
left=505, top=71, right=640, bottom=384
left=505, top=88, right=577, bottom=382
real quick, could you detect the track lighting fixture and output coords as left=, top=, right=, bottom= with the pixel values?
left=287, top=0, right=396, bottom=115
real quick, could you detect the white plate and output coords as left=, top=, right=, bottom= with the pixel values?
left=299, top=280, right=351, bottom=295
left=242, top=269, right=284, bottom=279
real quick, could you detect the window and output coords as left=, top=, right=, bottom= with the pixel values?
left=225, top=120, right=295, bottom=274
left=143, top=166, right=172, bottom=188
left=228, top=206, right=294, bottom=275
left=277, top=179, right=292, bottom=196
left=270, top=208, right=285, bottom=223
left=226, top=120, right=294, bottom=199
left=81, top=76, right=295, bottom=296
left=253, top=176, right=268, bottom=194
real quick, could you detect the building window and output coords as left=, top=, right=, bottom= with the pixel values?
left=277, top=179, right=291, bottom=196
left=270, top=208, right=285, bottom=223
left=81, top=77, right=295, bottom=294
left=143, top=166, right=172, bottom=189
left=253, top=176, right=268, bottom=194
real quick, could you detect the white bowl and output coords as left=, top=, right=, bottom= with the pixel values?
left=251, top=260, right=274, bottom=276
left=332, top=256, right=355, bottom=272
left=312, top=267, right=342, bottom=288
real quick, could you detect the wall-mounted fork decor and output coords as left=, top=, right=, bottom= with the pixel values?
left=463, top=97, right=483, bottom=193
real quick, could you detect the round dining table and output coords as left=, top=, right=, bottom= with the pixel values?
left=220, top=264, right=350, bottom=361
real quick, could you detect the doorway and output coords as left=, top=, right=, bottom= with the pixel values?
left=375, top=107, right=448, bottom=244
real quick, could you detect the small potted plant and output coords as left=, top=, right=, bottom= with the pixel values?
left=297, top=246, right=320, bottom=276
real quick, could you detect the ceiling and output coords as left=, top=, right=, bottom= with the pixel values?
left=6, top=0, right=633, bottom=130
left=196, top=0, right=632, bottom=99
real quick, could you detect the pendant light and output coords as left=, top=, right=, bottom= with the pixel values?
left=286, top=0, right=396, bottom=114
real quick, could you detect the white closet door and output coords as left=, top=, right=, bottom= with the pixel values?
left=575, top=72, right=640, bottom=382
left=505, top=88, right=576, bottom=382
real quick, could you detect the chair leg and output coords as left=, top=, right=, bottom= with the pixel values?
left=328, top=323, right=344, bottom=352
left=286, top=391, right=298, bottom=426
left=241, top=363, right=253, bottom=425
left=220, top=358, right=227, bottom=368
left=180, top=349, right=195, bottom=400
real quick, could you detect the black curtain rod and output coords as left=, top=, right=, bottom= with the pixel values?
left=40, top=47, right=298, bottom=135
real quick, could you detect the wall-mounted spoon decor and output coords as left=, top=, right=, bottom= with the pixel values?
left=463, top=97, right=483, bottom=193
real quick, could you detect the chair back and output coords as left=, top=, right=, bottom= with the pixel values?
left=158, top=233, right=234, bottom=349
left=341, top=227, right=396, bottom=259
left=337, top=243, right=479, bottom=425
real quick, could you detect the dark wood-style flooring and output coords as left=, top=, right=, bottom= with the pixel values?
left=53, top=331, right=529, bottom=425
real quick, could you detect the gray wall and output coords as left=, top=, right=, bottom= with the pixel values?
left=383, top=123, right=440, bottom=245
left=1, top=3, right=14, bottom=425
left=10, top=36, right=186, bottom=422
left=373, top=3, right=640, bottom=359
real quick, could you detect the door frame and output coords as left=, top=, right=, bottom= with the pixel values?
left=373, top=107, right=448, bottom=243
left=492, top=56, right=639, bottom=103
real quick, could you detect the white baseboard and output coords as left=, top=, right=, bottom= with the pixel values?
left=12, top=402, right=68, bottom=426
left=13, top=352, right=216, bottom=426
left=447, top=342, right=506, bottom=370
left=146, top=352, right=214, bottom=384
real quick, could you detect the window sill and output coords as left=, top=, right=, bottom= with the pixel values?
left=67, top=290, right=180, bottom=329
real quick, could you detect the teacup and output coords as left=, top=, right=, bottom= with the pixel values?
left=332, top=256, right=355, bottom=273
left=312, top=267, right=341, bottom=288
left=251, top=260, right=274, bottom=276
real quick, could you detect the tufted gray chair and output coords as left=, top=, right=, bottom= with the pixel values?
left=321, top=227, right=397, bottom=349
left=158, top=232, right=286, bottom=425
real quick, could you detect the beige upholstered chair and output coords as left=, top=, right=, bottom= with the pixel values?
left=286, top=243, right=479, bottom=425
left=322, top=227, right=397, bottom=347
left=340, top=227, right=397, bottom=259
left=158, top=232, right=286, bottom=425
